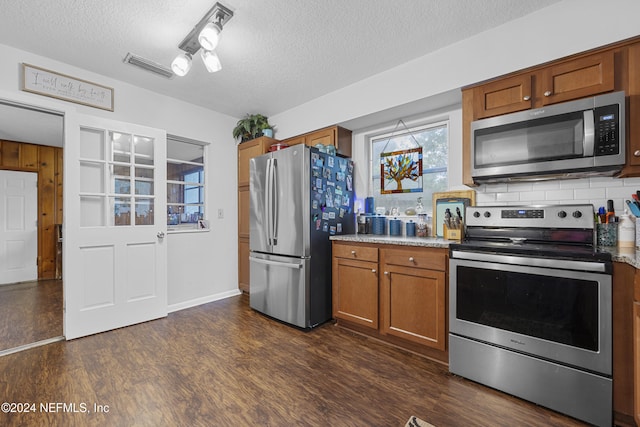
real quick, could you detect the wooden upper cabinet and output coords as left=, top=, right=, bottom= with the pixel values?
left=539, top=51, right=614, bottom=105
left=461, top=40, right=634, bottom=185
left=280, top=126, right=352, bottom=158
left=473, top=74, right=533, bottom=119
left=472, top=51, right=615, bottom=120
left=280, top=135, right=306, bottom=147
left=306, top=128, right=334, bottom=147
left=237, top=136, right=276, bottom=188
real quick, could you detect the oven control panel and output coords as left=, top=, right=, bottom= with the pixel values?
left=465, top=204, right=595, bottom=229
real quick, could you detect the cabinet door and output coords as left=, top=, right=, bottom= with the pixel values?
left=473, top=74, right=533, bottom=119
left=634, top=300, right=640, bottom=426
left=381, top=265, right=446, bottom=351
left=238, top=187, right=250, bottom=238
left=539, top=51, right=614, bottom=105
left=238, top=140, right=264, bottom=187
left=306, top=128, right=334, bottom=147
left=238, top=237, right=250, bottom=293
left=332, top=257, right=379, bottom=329
left=280, top=135, right=306, bottom=147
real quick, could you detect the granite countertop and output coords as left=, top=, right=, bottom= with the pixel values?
left=330, top=234, right=452, bottom=248
left=331, top=234, right=640, bottom=269
left=600, top=246, right=640, bottom=269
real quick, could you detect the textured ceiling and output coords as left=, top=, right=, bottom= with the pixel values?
left=0, top=0, right=560, bottom=120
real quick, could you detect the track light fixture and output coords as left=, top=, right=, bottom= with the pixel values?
left=171, top=52, right=192, bottom=77
left=172, top=2, right=233, bottom=76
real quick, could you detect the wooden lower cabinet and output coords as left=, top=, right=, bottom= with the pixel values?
left=332, top=241, right=448, bottom=363
left=381, top=255, right=446, bottom=351
left=635, top=300, right=640, bottom=426
left=635, top=270, right=640, bottom=426
left=332, top=257, right=379, bottom=330
left=238, top=238, right=250, bottom=293
left=613, top=262, right=637, bottom=427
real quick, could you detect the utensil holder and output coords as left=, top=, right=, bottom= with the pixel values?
left=596, top=223, right=617, bottom=247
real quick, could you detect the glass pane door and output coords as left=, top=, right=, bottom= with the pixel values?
left=79, top=128, right=156, bottom=227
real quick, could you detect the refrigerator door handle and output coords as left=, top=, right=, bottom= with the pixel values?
left=272, top=158, right=278, bottom=246
left=265, top=158, right=273, bottom=246
left=250, top=256, right=303, bottom=269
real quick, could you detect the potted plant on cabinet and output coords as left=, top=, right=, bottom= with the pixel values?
left=233, top=113, right=274, bottom=143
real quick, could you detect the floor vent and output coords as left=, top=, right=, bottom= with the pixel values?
left=123, top=53, right=174, bottom=79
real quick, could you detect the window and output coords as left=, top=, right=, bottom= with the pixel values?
left=370, top=121, right=448, bottom=214
left=166, top=135, right=206, bottom=230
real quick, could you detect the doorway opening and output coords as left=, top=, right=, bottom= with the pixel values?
left=0, top=100, right=64, bottom=355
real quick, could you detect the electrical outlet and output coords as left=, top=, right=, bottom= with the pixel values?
left=218, top=208, right=224, bottom=219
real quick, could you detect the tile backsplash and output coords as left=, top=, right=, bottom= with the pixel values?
left=475, top=176, right=640, bottom=215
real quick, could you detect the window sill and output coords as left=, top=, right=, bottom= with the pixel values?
left=167, top=227, right=210, bottom=234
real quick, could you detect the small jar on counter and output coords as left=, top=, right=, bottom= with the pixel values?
left=416, top=214, right=429, bottom=237
left=619, top=209, right=635, bottom=248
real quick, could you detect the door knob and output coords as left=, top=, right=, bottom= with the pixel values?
left=157, top=231, right=165, bottom=239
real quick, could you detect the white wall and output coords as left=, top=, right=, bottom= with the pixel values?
left=272, top=0, right=640, bottom=216
left=271, top=0, right=640, bottom=139
left=0, top=42, right=241, bottom=309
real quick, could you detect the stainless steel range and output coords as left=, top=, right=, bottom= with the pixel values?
left=449, top=204, right=612, bottom=427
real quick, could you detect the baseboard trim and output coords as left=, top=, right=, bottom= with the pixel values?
left=168, top=289, right=242, bottom=313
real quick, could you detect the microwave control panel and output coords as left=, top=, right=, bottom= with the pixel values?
left=594, top=104, right=619, bottom=156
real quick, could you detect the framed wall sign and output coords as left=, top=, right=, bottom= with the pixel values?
left=21, top=63, right=114, bottom=111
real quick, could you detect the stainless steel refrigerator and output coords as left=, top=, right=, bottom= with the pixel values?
left=249, top=145, right=355, bottom=328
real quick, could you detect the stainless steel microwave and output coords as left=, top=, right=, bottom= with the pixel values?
left=471, top=91, right=626, bottom=183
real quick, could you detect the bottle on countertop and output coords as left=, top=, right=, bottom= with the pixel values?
left=618, top=209, right=635, bottom=248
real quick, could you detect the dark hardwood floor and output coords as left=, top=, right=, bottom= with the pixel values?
left=0, top=294, right=588, bottom=426
left=0, top=279, right=63, bottom=351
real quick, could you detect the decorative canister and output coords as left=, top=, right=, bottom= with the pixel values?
left=406, top=220, right=416, bottom=237
left=372, top=216, right=387, bottom=235
left=365, top=197, right=375, bottom=214
left=389, top=219, right=402, bottom=236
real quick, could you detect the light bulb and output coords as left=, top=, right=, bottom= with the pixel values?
left=171, top=52, right=192, bottom=77
left=201, top=50, right=222, bottom=73
left=198, top=22, right=221, bottom=51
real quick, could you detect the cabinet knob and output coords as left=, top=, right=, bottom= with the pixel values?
left=523, top=95, right=531, bottom=101
left=409, top=257, right=415, bottom=263
left=543, top=90, right=552, bottom=97
left=384, top=271, right=389, bottom=275
left=351, top=250, right=356, bottom=256
left=371, top=269, right=376, bottom=273
left=634, top=150, right=640, bottom=157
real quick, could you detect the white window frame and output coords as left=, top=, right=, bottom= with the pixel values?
left=166, top=134, right=208, bottom=232
left=368, top=119, right=449, bottom=214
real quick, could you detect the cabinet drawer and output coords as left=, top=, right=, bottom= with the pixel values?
left=333, top=243, right=378, bottom=263
left=382, top=247, right=446, bottom=271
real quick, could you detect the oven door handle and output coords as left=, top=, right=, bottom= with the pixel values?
left=450, top=250, right=607, bottom=273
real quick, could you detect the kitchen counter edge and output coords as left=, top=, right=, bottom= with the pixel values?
left=331, top=235, right=640, bottom=268
left=330, top=234, right=452, bottom=248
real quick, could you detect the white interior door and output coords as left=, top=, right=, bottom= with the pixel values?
left=0, top=170, right=37, bottom=285
left=64, top=113, right=167, bottom=340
